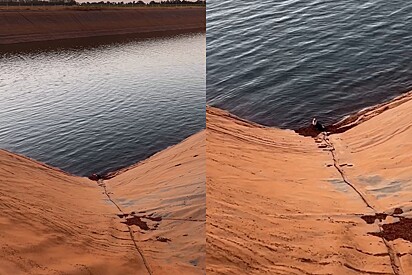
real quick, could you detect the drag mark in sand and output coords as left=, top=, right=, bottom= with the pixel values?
left=320, top=133, right=404, bottom=275
left=321, top=134, right=374, bottom=210
left=97, top=179, right=153, bottom=275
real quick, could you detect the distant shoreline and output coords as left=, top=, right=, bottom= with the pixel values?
left=0, top=7, right=205, bottom=46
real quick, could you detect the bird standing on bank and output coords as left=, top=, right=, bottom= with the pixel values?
left=312, top=118, right=326, bottom=132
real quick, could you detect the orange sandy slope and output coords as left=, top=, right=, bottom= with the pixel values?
left=0, top=130, right=205, bottom=274
left=206, top=92, right=412, bottom=275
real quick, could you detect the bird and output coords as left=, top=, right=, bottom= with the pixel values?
left=312, top=117, right=326, bottom=132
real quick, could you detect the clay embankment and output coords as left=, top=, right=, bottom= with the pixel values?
left=0, top=130, right=205, bottom=274
left=0, top=7, right=205, bottom=45
left=206, top=91, right=412, bottom=274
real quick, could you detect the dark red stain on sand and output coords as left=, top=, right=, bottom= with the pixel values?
left=361, top=213, right=388, bottom=224
left=119, top=213, right=163, bottom=231
left=122, top=216, right=150, bottom=231
left=360, top=209, right=412, bottom=243
left=369, top=217, right=412, bottom=242
left=393, top=208, right=403, bottom=215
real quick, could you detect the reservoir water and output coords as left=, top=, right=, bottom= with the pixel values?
left=0, top=33, right=205, bottom=176
left=207, top=0, right=412, bottom=129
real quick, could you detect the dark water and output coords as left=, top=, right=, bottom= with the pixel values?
left=0, top=33, right=205, bottom=176
left=207, top=0, right=412, bottom=129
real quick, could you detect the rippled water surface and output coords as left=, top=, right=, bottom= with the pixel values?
left=0, top=33, right=205, bottom=176
left=207, top=0, right=412, bottom=128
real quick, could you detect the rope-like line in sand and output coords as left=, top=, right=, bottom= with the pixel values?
left=98, top=179, right=153, bottom=275
left=322, top=135, right=374, bottom=210
left=321, top=133, right=403, bottom=275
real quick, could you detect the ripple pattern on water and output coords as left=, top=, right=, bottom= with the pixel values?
left=207, top=0, right=412, bottom=128
left=0, top=33, right=205, bottom=176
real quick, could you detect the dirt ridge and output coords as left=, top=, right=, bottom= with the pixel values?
left=0, top=7, right=205, bottom=45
